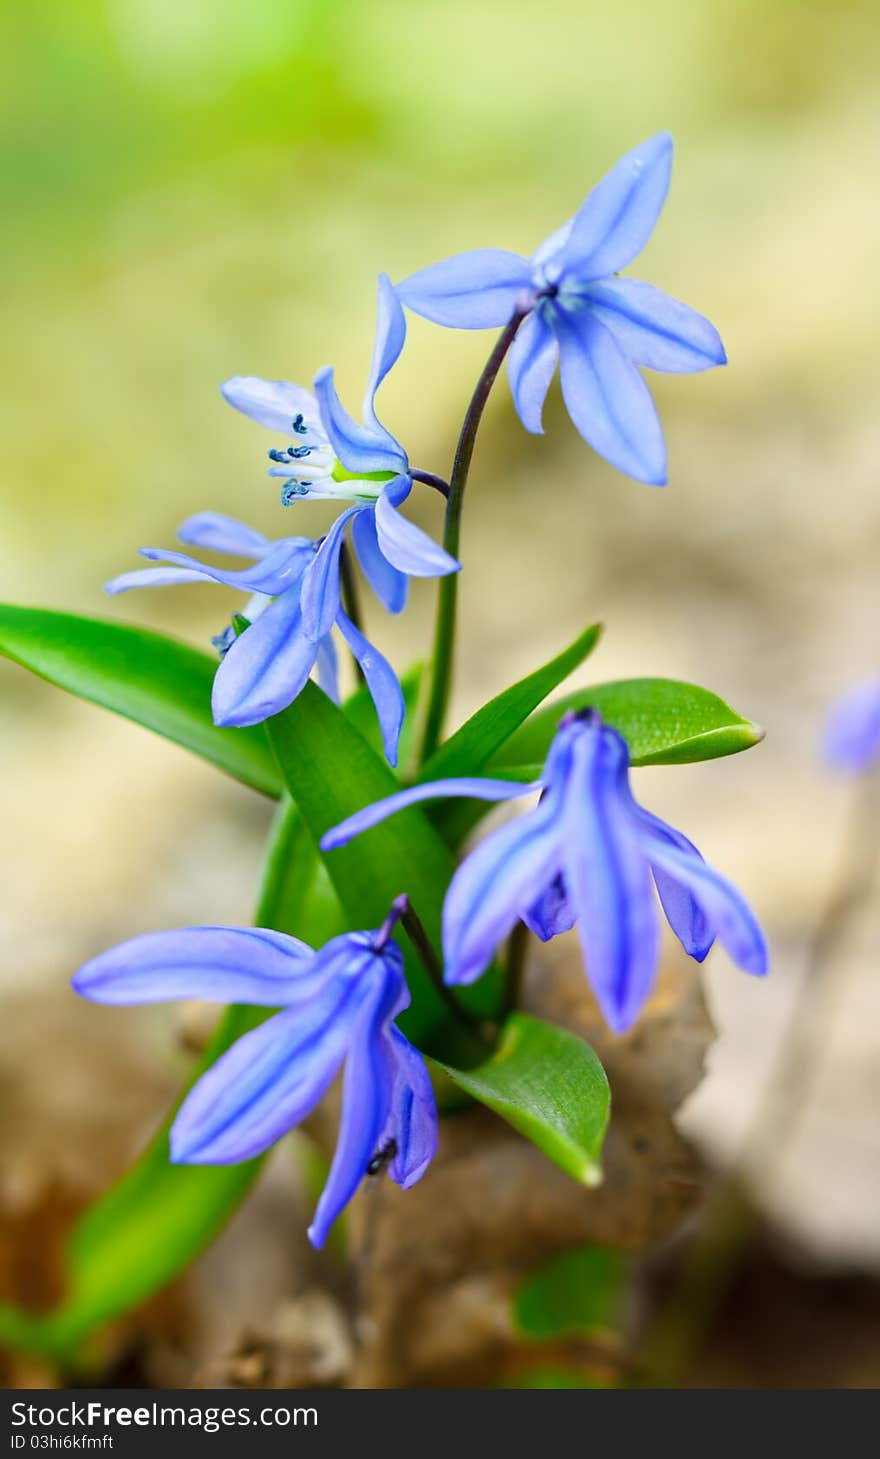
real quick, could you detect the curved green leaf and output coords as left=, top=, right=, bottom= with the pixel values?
left=0, top=604, right=282, bottom=797
left=495, top=678, right=764, bottom=771
left=441, top=1012, right=610, bottom=1185
left=419, top=624, right=601, bottom=783
left=514, top=1246, right=624, bottom=1339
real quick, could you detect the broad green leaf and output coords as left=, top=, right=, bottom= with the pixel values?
left=495, top=677, right=764, bottom=772
left=2, top=796, right=346, bottom=1365
left=441, top=1012, right=610, bottom=1185
left=514, top=1246, right=624, bottom=1339
left=0, top=604, right=282, bottom=798
left=266, top=682, right=502, bottom=1058
left=418, top=624, right=600, bottom=783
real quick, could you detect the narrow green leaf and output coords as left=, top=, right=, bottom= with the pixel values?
left=266, top=682, right=502, bottom=1056
left=0, top=604, right=282, bottom=797
left=495, top=677, right=765, bottom=771
left=514, top=1246, right=624, bottom=1339
left=419, top=624, right=601, bottom=783
left=441, top=1012, right=610, bottom=1185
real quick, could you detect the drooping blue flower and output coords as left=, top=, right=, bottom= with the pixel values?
left=72, top=924, right=438, bottom=1248
left=221, top=273, right=458, bottom=644
left=321, top=710, right=767, bottom=1034
left=105, top=510, right=404, bottom=763
left=824, top=676, right=880, bottom=773
left=396, top=134, right=726, bottom=486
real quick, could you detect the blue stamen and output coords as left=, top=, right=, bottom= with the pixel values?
left=287, top=444, right=313, bottom=458
left=267, top=448, right=289, bottom=463
left=211, top=624, right=236, bottom=659
left=291, top=413, right=308, bottom=435
left=280, top=480, right=309, bottom=507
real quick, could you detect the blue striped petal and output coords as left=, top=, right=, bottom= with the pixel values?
left=375, top=476, right=459, bottom=578
left=307, top=949, right=408, bottom=1248
left=396, top=249, right=532, bottom=329
left=560, top=725, right=659, bottom=1033
left=556, top=311, right=667, bottom=485
left=585, top=278, right=726, bottom=374
left=352, top=507, right=409, bottom=615
left=507, top=311, right=559, bottom=434
left=320, top=776, right=537, bottom=852
left=313, top=365, right=406, bottom=475
left=381, top=1025, right=438, bottom=1190
left=220, top=376, right=325, bottom=443
left=442, top=793, right=563, bottom=986
left=72, top=925, right=314, bottom=1007
left=300, top=505, right=361, bottom=642
left=138, top=537, right=314, bottom=597
left=554, top=133, right=673, bottom=282
left=824, top=677, right=880, bottom=773
left=336, top=610, right=405, bottom=768
left=211, top=586, right=318, bottom=727
left=177, top=512, right=272, bottom=558
left=364, top=274, right=407, bottom=429
left=640, top=834, right=767, bottom=977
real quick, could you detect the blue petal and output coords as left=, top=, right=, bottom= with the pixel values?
left=396, top=249, right=532, bottom=329
left=375, top=476, right=459, bottom=578
left=104, top=566, right=210, bottom=595
left=553, top=132, right=673, bottom=282
left=177, top=512, right=272, bottom=558
left=824, top=677, right=880, bottom=773
left=300, top=505, right=361, bottom=642
left=352, top=503, right=409, bottom=614
left=364, top=273, right=407, bottom=429
left=315, top=633, right=341, bottom=704
left=380, top=1024, right=438, bottom=1189
left=320, top=776, right=537, bottom=851
left=138, top=537, right=314, bottom=596
left=72, top=925, right=314, bottom=1007
left=630, top=808, right=714, bottom=961
left=220, top=376, right=325, bottom=442
left=522, top=874, right=576, bottom=941
left=641, top=834, right=768, bottom=977
left=307, top=949, right=408, bottom=1247
left=584, top=278, right=726, bottom=374
left=556, top=311, right=667, bottom=484
left=560, top=723, right=660, bottom=1034
left=336, top=610, right=405, bottom=768
left=313, top=366, right=406, bottom=475
left=212, top=586, right=317, bottom=727
left=443, top=792, right=563, bottom=985
left=171, top=978, right=367, bottom=1165
left=507, top=311, right=559, bottom=434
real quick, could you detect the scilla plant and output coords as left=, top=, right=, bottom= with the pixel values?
left=0, top=134, right=767, bottom=1368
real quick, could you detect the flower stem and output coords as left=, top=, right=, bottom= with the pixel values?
left=417, top=309, right=527, bottom=765
left=388, top=894, right=496, bottom=1047
left=339, top=541, right=366, bottom=685
left=504, top=920, right=530, bottom=1015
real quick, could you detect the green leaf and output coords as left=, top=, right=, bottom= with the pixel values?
left=441, top=1012, right=610, bottom=1185
left=495, top=677, right=765, bottom=772
left=514, top=1246, right=624, bottom=1340
left=419, top=624, right=601, bottom=783
left=1, top=795, right=345, bottom=1366
left=266, top=682, right=502, bottom=1057
left=0, top=604, right=282, bottom=798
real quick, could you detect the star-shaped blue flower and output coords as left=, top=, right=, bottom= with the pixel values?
left=105, top=510, right=405, bottom=763
left=221, top=273, right=458, bottom=644
left=72, top=924, right=438, bottom=1249
left=321, top=709, right=767, bottom=1034
left=396, top=134, right=726, bottom=486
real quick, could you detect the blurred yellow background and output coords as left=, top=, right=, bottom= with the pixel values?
left=2, top=0, right=880, bottom=1382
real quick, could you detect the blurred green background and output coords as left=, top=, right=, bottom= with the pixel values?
left=2, top=0, right=880, bottom=1385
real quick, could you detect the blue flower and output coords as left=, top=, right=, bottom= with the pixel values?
left=105, top=510, right=404, bottom=764
left=396, top=134, right=726, bottom=486
left=72, top=924, right=438, bottom=1248
left=824, top=676, right=880, bottom=772
left=321, top=710, right=767, bottom=1034
left=221, top=273, right=458, bottom=643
